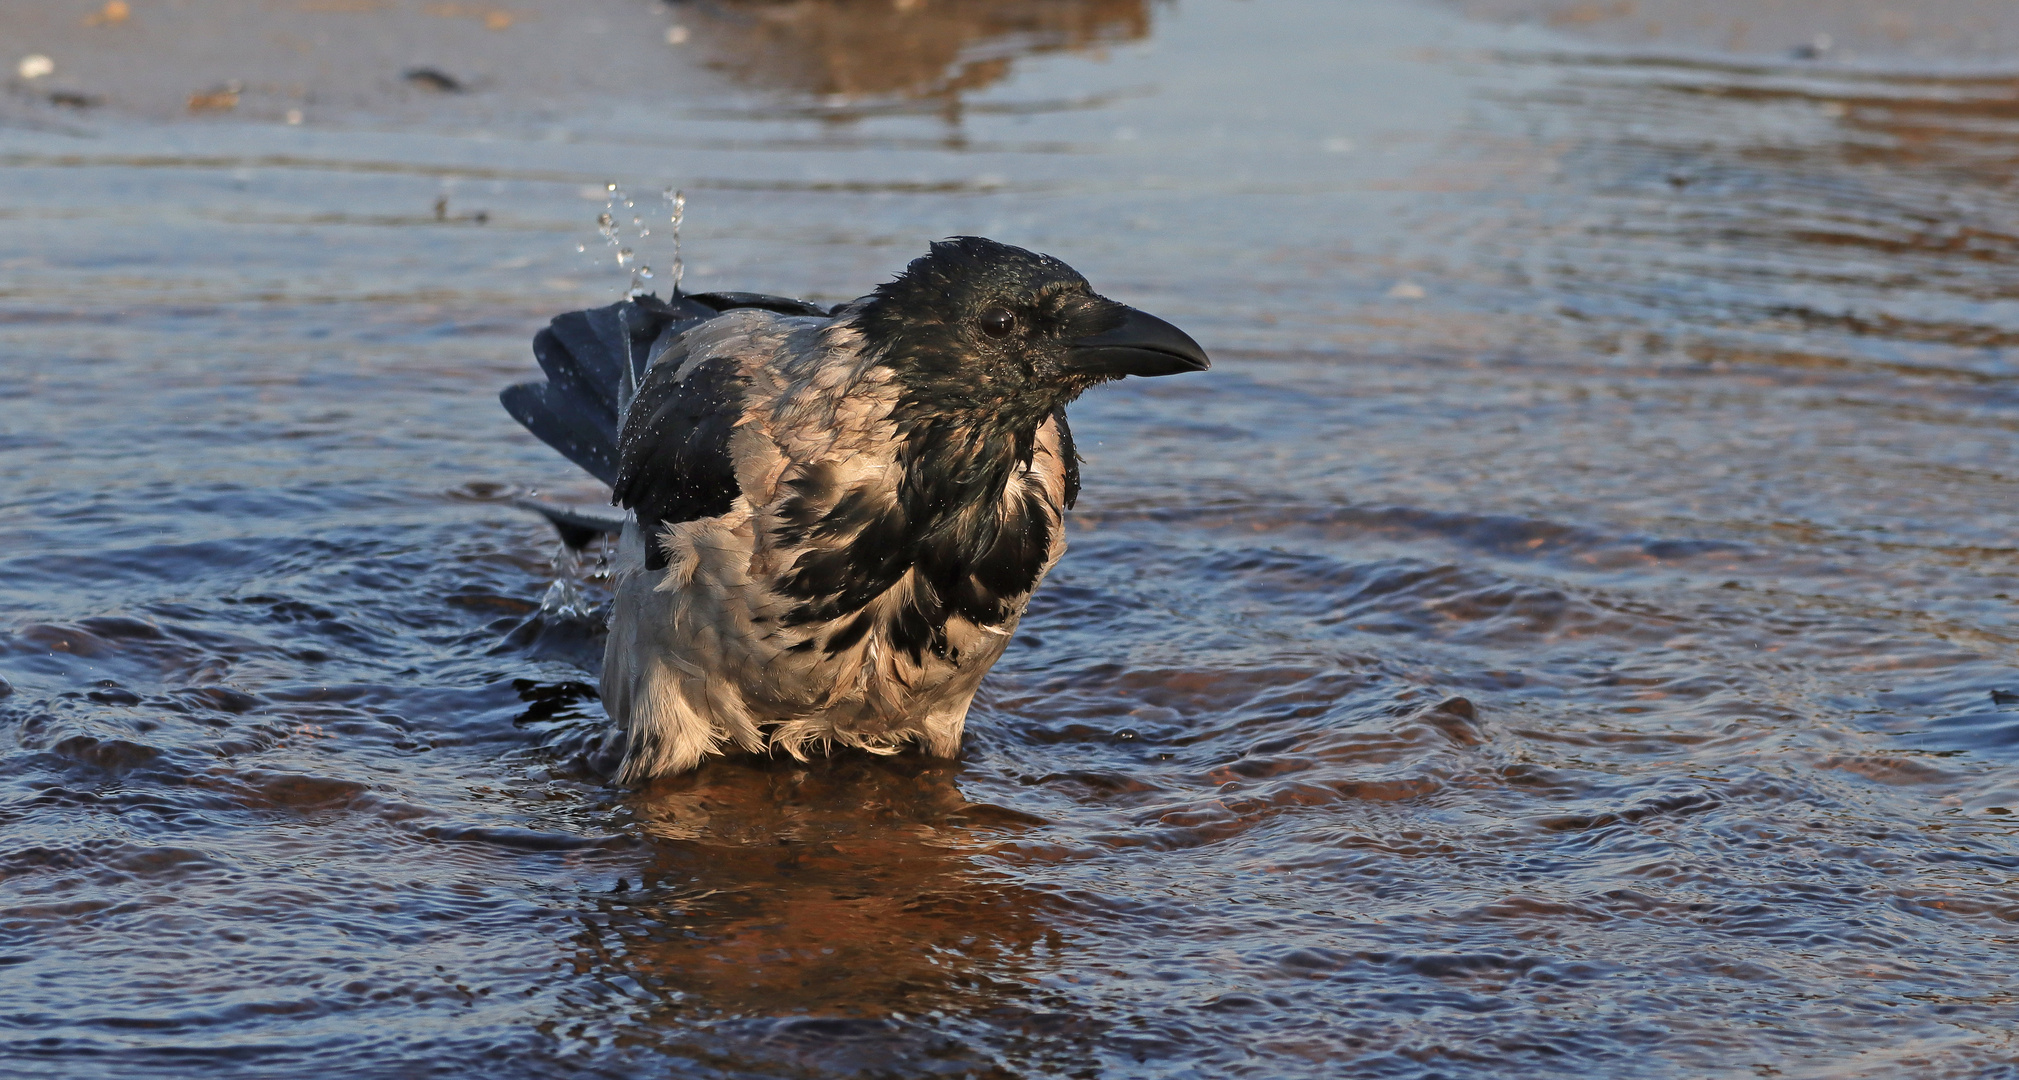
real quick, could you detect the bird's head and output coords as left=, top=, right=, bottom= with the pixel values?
left=852, top=237, right=1209, bottom=434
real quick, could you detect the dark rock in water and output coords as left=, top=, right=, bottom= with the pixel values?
left=403, top=67, right=463, bottom=92
left=1789, top=33, right=1834, bottom=60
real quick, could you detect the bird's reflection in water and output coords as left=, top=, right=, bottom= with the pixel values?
left=671, top=0, right=1156, bottom=108
left=572, top=753, right=1082, bottom=1063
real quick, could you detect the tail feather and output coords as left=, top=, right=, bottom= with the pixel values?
left=511, top=496, right=629, bottom=549
left=541, top=309, right=627, bottom=419
left=502, top=296, right=697, bottom=488
left=501, top=377, right=622, bottom=485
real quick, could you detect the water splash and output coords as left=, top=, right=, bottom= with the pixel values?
left=663, top=187, right=686, bottom=296
left=595, top=189, right=620, bottom=286
left=583, top=183, right=685, bottom=298
left=537, top=541, right=595, bottom=621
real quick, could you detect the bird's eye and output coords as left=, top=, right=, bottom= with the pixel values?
left=979, top=307, right=1016, bottom=338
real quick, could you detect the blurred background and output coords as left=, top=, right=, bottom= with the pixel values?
left=4, top=2, right=2019, bottom=1078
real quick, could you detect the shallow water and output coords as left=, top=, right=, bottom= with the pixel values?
left=4, top=1, right=2019, bottom=1077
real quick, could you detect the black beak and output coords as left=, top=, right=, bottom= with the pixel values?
left=1067, top=305, right=1211, bottom=378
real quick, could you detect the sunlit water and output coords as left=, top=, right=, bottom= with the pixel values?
left=3, top=1, right=2018, bottom=1077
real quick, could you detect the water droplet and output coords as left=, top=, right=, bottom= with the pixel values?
left=575, top=243, right=586, bottom=253
left=605, top=182, right=617, bottom=193
left=597, top=212, right=614, bottom=229
left=663, top=187, right=686, bottom=294
left=616, top=248, right=634, bottom=267
left=637, top=266, right=653, bottom=279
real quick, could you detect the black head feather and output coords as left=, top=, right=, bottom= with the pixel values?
left=852, top=236, right=1132, bottom=437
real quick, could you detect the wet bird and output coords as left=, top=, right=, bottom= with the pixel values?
left=501, top=237, right=1209, bottom=782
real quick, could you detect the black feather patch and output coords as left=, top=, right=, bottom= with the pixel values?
left=612, top=355, right=746, bottom=571
left=825, top=611, right=874, bottom=654
left=772, top=462, right=843, bottom=547
left=772, top=463, right=915, bottom=630
left=1054, top=407, right=1080, bottom=510
left=781, top=416, right=1059, bottom=663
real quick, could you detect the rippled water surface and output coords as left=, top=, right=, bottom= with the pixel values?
left=5, top=1, right=2019, bottom=1077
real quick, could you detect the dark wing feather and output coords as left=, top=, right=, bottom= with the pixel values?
left=686, top=292, right=836, bottom=318
left=1054, top=407, right=1080, bottom=510
left=611, top=353, right=747, bottom=571
left=540, top=312, right=619, bottom=420
left=504, top=297, right=709, bottom=487
left=500, top=375, right=621, bottom=485
left=502, top=293, right=827, bottom=502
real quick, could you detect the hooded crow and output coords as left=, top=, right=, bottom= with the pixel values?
left=501, top=237, right=1209, bottom=782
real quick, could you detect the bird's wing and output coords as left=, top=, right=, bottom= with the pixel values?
left=611, top=310, right=828, bottom=571
left=500, top=292, right=832, bottom=491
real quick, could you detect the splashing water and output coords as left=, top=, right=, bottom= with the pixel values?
left=582, top=183, right=688, bottom=298
left=537, top=542, right=595, bottom=621
left=591, top=182, right=676, bottom=298
left=619, top=248, right=648, bottom=299
left=663, top=186, right=685, bottom=295
left=592, top=183, right=627, bottom=295
left=594, top=195, right=619, bottom=276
